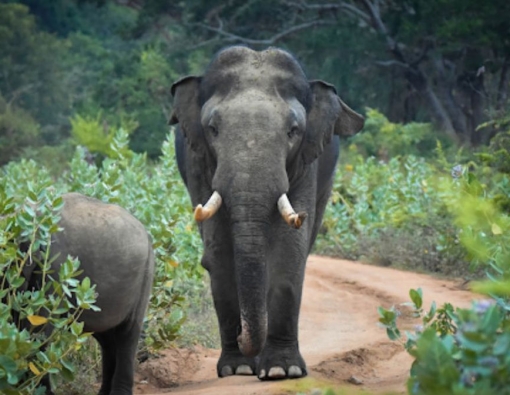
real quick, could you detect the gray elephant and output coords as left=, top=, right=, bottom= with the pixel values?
left=170, top=46, right=364, bottom=380
left=22, top=193, right=155, bottom=395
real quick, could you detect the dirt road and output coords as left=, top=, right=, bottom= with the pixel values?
left=135, top=256, right=476, bottom=395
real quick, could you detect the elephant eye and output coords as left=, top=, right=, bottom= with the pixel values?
left=287, top=125, right=299, bottom=138
left=208, top=125, right=219, bottom=137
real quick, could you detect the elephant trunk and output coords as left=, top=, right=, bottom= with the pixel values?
left=229, top=195, right=270, bottom=357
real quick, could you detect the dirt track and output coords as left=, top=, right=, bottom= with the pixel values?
left=134, top=255, right=476, bottom=395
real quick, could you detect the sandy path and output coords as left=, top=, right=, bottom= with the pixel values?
left=135, top=256, right=476, bottom=395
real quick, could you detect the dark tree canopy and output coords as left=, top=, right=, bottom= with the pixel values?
left=0, top=0, right=509, bottom=164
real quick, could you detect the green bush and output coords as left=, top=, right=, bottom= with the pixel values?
left=0, top=183, right=98, bottom=394
left=0, top=128, right=205, bottom=393
left=70, top=113, right=137, bottom=162
left=316, top=153, right=468, bottom=275
left=64, top=128, right=204, bottom=352
left=0, top=96, right=40, bottom=166
left=317, top=110, right=510, bottom=277
left=348, top=109, right=453, bottom=160
left=377, top=154, right=510, bottom=394
left=379, top=288, right=510, bottom=395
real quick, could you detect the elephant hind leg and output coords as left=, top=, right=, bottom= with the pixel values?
left=94, top=330, right=117, bottom=395
left=107, top=320, right=143, bottom=395
left=95, top=321, right=141, bottom=395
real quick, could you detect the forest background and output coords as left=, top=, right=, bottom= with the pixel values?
left=2, top=0, right=510, bottom=164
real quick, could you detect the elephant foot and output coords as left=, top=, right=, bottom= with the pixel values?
left=256, top=342, right=307, bottom=380
left=217, top=349, right=257, bottom=377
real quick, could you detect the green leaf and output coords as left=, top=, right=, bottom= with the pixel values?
left=493, top=333, right=510, bottom=355
left=386, top=327, right=401, bottom=341
left=472, top=280, right=510, bottom=297
left=410, top=288, right=423, bottom=310
left=411, top=328, right=459, bottom=390
left=491, top=223, right=502, bottom=235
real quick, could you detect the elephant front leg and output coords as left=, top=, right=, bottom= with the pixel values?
left=201, top=225, right=257, bottom=377
left=257, top=227, right=308, bottom=380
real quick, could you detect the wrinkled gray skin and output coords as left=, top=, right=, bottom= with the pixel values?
left=170, top=46, right=364, bottom=380
left=23, top=193, right=155, bottom=395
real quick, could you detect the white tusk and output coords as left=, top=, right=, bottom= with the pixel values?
left=194, top=191, right=222, bottom=222
left=277, top=194, right=307, bottom=229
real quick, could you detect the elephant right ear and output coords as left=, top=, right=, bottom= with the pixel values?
left=169, top=75, right=204, bottom=151
left=302, top=80, right=364, bottom=165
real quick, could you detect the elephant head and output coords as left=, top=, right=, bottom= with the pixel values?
left=170, top=46, right=363, bottom=357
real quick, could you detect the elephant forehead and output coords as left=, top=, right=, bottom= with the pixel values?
left=210, top=46, right=305, bottom=76
left=205, top=89, right=291, bottom=119
left=220, top=66, right=298, bottom=92
left=201, top=48, right=310, bottom=105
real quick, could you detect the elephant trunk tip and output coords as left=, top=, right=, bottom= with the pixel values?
left=237, top=316, right=267, bottom=358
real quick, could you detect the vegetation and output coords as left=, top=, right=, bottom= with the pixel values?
left=1, top=0, right=509, bottom=166
left=0, top=185, right=98, bottom=394
left=376, top=133, right=510, bottom=393
left=0, top=130, right=204, bottom=393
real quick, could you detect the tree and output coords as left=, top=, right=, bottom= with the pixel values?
left=0, top=3, right=70, bottom=145
left=0, top=95, right=39, bottom=165
left=135, top=0, right=510, bottom=145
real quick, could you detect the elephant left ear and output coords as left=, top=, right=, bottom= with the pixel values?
left=169, top=75, right=205, bottom=152
left=302, top=80, right=364, bottom=165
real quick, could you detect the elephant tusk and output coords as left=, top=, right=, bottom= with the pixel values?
left=277, top=194, right=307, bottom=229
left=194, top=191, right=222, bottom=222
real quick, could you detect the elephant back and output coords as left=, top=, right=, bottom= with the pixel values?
left=51, top=192, right=153, bottom=333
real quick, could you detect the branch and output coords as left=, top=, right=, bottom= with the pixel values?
left=284, top=1, right=371, bottom=23
left=114, top=0, right=144, bottom=11
left=375, top=60, right=410, bottom=70
left=188, top=36, right=222, bottom=51
left=359, top=0, right=407, bottom=64
left=7, top=84, right=37, bottom=106
left=410, top=42, right=432, bottom=67
left=360, top=0, right=391, bottom=42
left=195, top=19, right=336, bottom=46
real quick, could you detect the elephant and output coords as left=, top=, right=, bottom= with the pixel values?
left=21, top=192, right=155, bottom=395
left=169, top=46, right=364, bottom=380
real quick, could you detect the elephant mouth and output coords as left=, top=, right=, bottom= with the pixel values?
left=237, top=315, right=268, bottom=358
left=194, top=191, right=307, bottom=229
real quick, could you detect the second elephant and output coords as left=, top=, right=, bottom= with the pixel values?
left=22, top=193, right=154, bottom=395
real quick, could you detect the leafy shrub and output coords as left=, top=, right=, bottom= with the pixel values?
left=377, top=153, right=510, bottom=394
left=317, top=110, right=510, bottom=277
left=0, top=96, right=40, bottom=166
left=348, top=109, right=453, bottom=160
left=64, top=128, right=204, bottom=352
left=0, top=182, right=98, bottom=394
left=20, top=140, right=75, bottom=177
left=316, top=153, right=468, bottom=275
left=1, top=128, right=205, bottom=393
left=379, top=288, right=510, bottom=395
left=70, top=113, right=137, bottom=162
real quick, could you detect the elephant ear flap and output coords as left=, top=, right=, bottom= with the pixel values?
left=302, top=80, right=364, bottom=165
left=335, top=97, right=365, bottom=137
left=169, top=75, right=204, bottom=151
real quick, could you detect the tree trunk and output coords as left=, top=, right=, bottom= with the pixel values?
left=497, top=55, right=510, bottom=111
left=403, top=65, right=459, bottom=141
